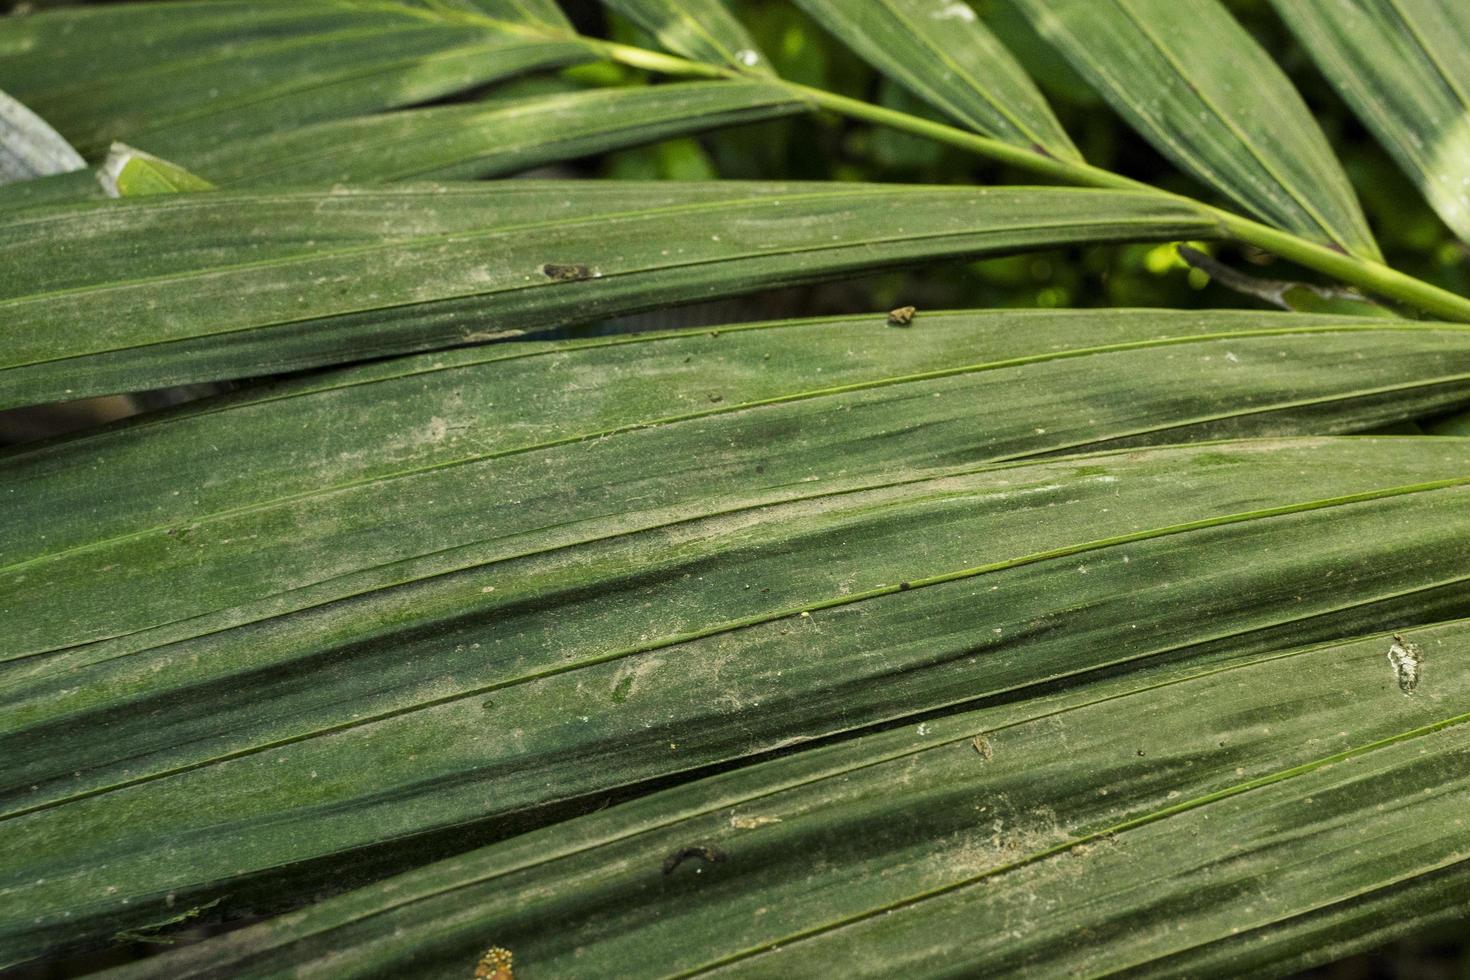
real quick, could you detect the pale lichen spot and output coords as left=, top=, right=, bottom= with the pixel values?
left=933, top=2, right=978, bottom=22
left=730, top=814, right=782, bottom=830
left=1387, top=633, right=1423, bottom=694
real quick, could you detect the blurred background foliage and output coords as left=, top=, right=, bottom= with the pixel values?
left=3, top=1, right=1469, bottom=974
left=564, top=0, right=1470, bottom=326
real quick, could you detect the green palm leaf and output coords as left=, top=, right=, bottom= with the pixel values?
left=600, top=0, right=771, bottom=74
left=1432, top=410, right=1470, bottom=436
left=72, top=614, right=1470, bottom=976
left=790, top=0, right=1080, bottom=161
left=438, top=0, right=574, bottom=30
left=5, top=1, right=1470, bottom=972
left=1270, top=0, right=1470, bottom=247
left=5, top=332, right=1470, bottom=959
left=1007, top=0, right=1381, bottom=259
left=191, top=80, right=805, bottom=185
left=0, top=1, right=595, bottom=158
left=0, top=182, right=1217, bottom=409
left=9, top=310, right=1470, bottom=656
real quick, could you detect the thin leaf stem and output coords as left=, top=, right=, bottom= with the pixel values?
left=584, top=41, right=1470, bottom=322
left=783, top=82, right=1470, bottom=321
left=596, top=39, right=731, bottom=79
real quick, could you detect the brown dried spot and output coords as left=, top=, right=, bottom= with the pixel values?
left=887, top=305, right=917, bottom=327
left=971, top=735, right=994, bottom=761
left=540, top=262, right=595, bottom=281
left=473, top=946, right=513, bottom=980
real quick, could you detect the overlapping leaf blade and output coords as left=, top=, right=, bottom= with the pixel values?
left=0, top=182, right=1218, bottom=409
left=9, top=310, right=1470, bottom=657
left=7, top=436, right=1470, bottom=961
left=192, top=80, right=806, bottom=185
left=91, top=615, right=1470, bottom=977
left=1008, top=0, right=1381, bottom=259
left=792, top=0, right=1081, bottom=161
left=6, top=303, right=1470, bottom=959
left=601, top=0, right=772, bottom=74
left=0, top=1, right=594, bottom=159
left=1270, top=0, right=1470, bottom=247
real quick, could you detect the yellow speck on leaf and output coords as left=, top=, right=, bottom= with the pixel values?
left=474, top=946, right=513, bottom=980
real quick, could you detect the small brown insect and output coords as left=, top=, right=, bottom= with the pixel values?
left=473, top=946, right=514, bottom=980
left=887, top=305, right=917, bottom=326
left=971, top=735, right=994, bottom=760
left=662, top=844, right=727, bottom=875
left=540, top=262, right=595, bottom=281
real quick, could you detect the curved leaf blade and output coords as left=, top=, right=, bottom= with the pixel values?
left=601, top=0, right=772, bottom=74
left=9, top=311, right=1470, bottom=656
left=0, top=88, right=85, bottom=184
left=1008, top=0, right=1381, bottom=258
left=195, top=80, right=807, bottom=185
left=77, top=616, right=1470, bottom=976
left=1270, top=0, right=1470, bottom=247
left=11, top=310, right=1470, bottom=655
left=791, top=0, right=1081, bottom=161
left=0, top=182, right=1219, bottom=408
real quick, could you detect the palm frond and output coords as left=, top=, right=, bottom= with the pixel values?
left=4, top=0, right=1470, bottom=973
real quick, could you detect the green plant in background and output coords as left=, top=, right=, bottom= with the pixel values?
left=3, top=0, right=1470, bottom=976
